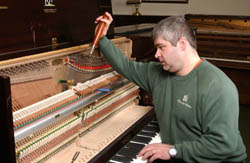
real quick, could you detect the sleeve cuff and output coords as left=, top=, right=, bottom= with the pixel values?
left=174, top=144, right=183, bottom=159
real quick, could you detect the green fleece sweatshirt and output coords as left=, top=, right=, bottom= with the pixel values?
left=99, top=37, right=247, bottom=163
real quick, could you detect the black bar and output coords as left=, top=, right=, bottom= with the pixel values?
left=0, top=76, right=16, bottom=163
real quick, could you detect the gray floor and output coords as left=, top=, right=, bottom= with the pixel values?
left=239, top=105, right=250, bottom=163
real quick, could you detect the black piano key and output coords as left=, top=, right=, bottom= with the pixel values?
left=150, top=119, right=158, bottom=123
left=148, top=122, right=159, bottom=128
left=116, top=147, right=137, bottom=159
left=142, top=125, right=159, bottom=133
left=124, top=147, right=140, bottom=155
left=127, top=142, right=145, bottom=150
left=138, top=131, right=157, bottom=137
left=131, top=135, right=153, bottom=144
left=125, top=142, right=145, bottom=154
left=110, top=154, right=132, bottom=162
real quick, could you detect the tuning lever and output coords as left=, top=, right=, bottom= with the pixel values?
left=89, top=14, right=108, bottom=56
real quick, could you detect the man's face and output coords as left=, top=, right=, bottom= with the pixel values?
left=154, top=36, right=183, bottom=73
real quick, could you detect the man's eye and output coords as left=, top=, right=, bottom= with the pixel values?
left=159, top=46, right=165, bottom=50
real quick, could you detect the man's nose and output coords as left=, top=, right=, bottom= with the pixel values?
left=155, top=49, right=160, bottom=59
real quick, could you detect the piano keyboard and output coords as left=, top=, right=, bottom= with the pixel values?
left=108, top=120, right=161, bottom=163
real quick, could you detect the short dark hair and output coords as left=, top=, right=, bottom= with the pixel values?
left=152, top=16, right=197, bottom=49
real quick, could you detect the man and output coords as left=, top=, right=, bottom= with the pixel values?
left=95, top=12, right=247, bottom=163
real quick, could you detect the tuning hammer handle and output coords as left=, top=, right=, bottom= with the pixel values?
left=90, top=14, right=108, bottom=55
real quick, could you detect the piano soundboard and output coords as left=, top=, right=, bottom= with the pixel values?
left=47, top=101, right=153, bottom=163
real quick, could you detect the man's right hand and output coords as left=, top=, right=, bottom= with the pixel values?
left=94, top=12, right=113, bottom=38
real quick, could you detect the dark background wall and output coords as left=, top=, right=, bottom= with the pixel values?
left=0, top=0, right=114, bottom=60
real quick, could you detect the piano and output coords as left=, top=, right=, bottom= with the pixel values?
left=0, top=36, right=157, bottom=163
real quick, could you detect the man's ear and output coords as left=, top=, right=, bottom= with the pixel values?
left=177, top=37, right=187, bottom=51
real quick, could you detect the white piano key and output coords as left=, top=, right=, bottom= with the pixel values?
left=131, top=156, right=148, bottom=163
left=109, top=160, right=123, bottom=163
